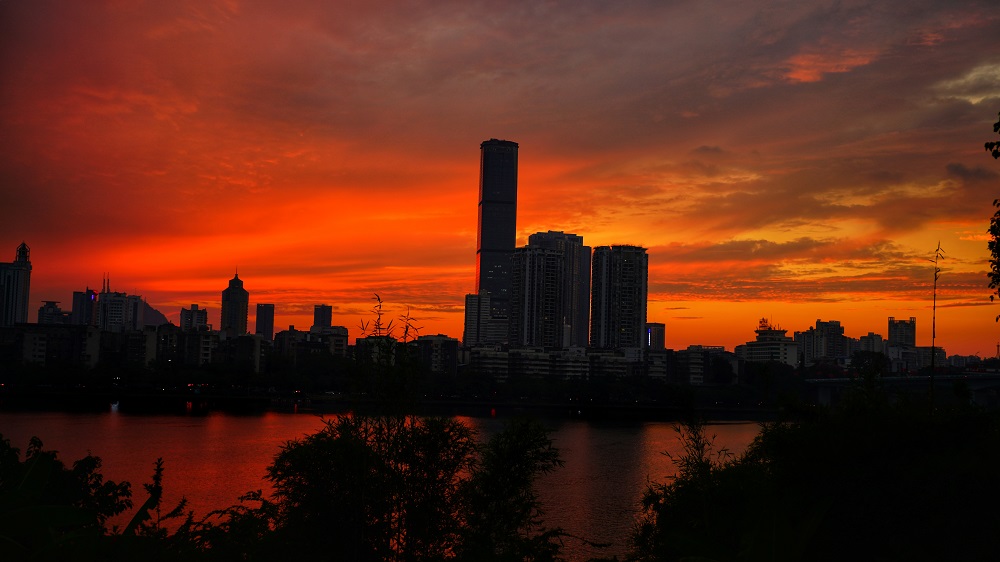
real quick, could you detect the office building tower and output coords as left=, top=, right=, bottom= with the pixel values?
left=312, top=304, right=332, bottom=331
left=70, top=288, right=98, bottom=326
left=221, top=273, right=249, bottom=336
left=0, top=242, right=31, bottom=327
left=887, top=316, right=916, bottom=347
left=180, top=304, right=208, bottom=331
left=591, top=245, right=648, bottom=349
left=475, top=138, right=518, bottom=320
left=527, top=231, right=591, bottom=348
left=256, top=303, right=275, bottom=341
left=646, top=322, right=665, bottom=351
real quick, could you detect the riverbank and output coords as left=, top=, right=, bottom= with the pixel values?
left=0, top=386, right=779, bottom=422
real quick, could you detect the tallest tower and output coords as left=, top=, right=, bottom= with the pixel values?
left=476, top=139, right=518, bottom=320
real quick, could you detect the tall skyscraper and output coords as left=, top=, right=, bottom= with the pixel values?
left=590, top=245, right=648, bottom=349
left=221, top=273, right=249, bottom=336
left=256, top=303, right=275, bottom=341
left=527, top=231, right=591, bottom=348
left=475, top=139, right=518, bottom=320
left=0, top=242, right=31, bottom=327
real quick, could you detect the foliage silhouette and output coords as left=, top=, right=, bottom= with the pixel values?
left=238, top=414, right=567, bottom=561
left=630, top=400, right=1000, bottom=562
left=986, top=111, right=1000, bottom=159
left=988, top=112, right=1000, bottom=315
left=0, top=435, right=131, bottom=560
left=457, top=417, right=565, bottom=561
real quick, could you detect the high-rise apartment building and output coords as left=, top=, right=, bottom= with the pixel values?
left=97, top=278, right=143, bottom=332
left=0, top=242, right=31, bottom=327
left=180, top=304, right=208, bottom=331
left=463, top=292, right=491, bottom=347
left=794, top=319, right=848, bottom=365
left=526, top=231, right=591, bottom=348
left=221, top=273, right=249, bottom=336
left=591, top=245, right=648, bottom=349
left=508, top=231, right=591, bottom=349
left=256, top=303, right=275, bottom=341
left=475, top=139, right=518, bottom=321
left=860, top=331, right=885, bottom=353
left=509, top=246, right=564, bottom=348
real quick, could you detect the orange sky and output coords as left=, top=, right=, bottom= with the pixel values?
left=2, top=1, right=999, bottom=357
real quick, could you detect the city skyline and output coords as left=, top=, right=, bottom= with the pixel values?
left=2, top=1, right=999, bottom=356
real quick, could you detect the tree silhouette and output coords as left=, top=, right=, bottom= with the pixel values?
left=0, top=435, right=132, bottom=559
left=987, top=111, right=1000, bottom=159
left=989, top=112, right=1000, bottom=317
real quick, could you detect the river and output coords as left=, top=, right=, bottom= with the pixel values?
left=0, top=409, right=759, bottom=560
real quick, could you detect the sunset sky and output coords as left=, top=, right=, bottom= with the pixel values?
left=2, top=0, right=999, bottom=356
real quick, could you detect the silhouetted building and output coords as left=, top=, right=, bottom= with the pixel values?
left=221, top=273, right=249, bottom=337
left=463, top=292, right=492, bottom=346
left=415, top=334, right=459, bottom=376
left=16, top=324, right=101, bottom=368
left=312, top=304, right=332, bottom=331
left=475, top=139, right=518, bottom=325
left=97, top=278, right=144, bottom=332
left=70, top=288, right=98, bottom=326
left=590, top=245, right=648, bottom=349
left=888, top=316, right=916, bottom=347
left=256, top=303, right=275, bottom=341
left=37, top=301, right=68, bottom=324
left=525, top=231, right=591, bottom=348
left=0, top=242, right=31, bottom=327
left=310, top=325, right=349, bottom=356
left=735, top=318, right=798, bottom=367
left=860, top=331, right=885, bottom=353
left=794, top=319, right=849, bottom=366
left=646, top=322, right=665, bottom=351
left=180, top=304, right=208, bottom=331
left=509, top=246, right=564, bottom=348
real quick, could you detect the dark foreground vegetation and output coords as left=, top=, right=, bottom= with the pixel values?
left=1, top=415, right=570, bottom=561
left=4, top=380, right=1000, bottom=561
left=634, top=394, right=1000, bottom=561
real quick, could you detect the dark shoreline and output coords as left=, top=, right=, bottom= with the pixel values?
left=0, top=388, right=778, bottom=423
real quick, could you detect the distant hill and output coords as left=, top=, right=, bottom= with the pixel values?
left=143, top=300, right=169, bottom=327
